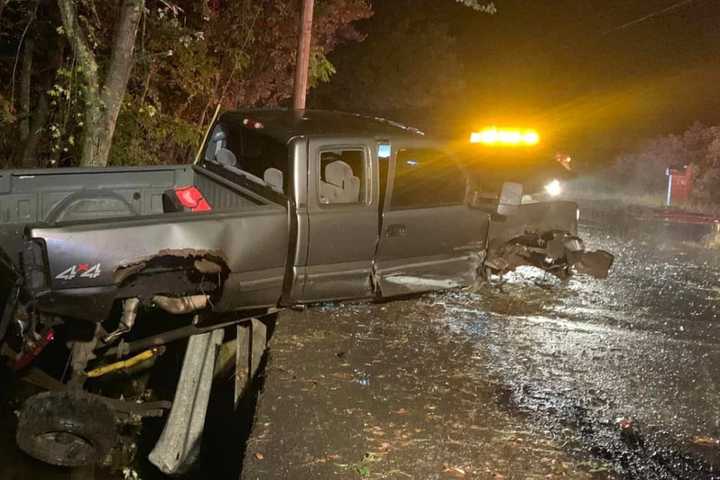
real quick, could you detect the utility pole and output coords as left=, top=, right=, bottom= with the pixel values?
left=293, top=0, right=314, bottom=111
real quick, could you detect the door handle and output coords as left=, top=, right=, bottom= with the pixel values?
left=386, top=223, right=407, bottom=237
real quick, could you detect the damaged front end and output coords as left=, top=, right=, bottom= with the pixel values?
left=480, top=192, right=614, bottom=281
left=484, top=230, right=614, bottom=280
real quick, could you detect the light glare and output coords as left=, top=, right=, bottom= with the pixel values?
left=544, top=179, right=562, bottom=197
left=470, top=127, right=540, bottom=146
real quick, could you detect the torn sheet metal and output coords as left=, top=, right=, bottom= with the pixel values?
left=113, top=249, right=228, bottom=285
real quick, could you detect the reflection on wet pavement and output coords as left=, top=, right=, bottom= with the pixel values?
left=433, top=204, right=720, bottom=479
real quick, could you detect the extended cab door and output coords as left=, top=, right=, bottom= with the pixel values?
left=374, top=146, right=489, bottom=296
left=300, top=137, right=380, bottom=301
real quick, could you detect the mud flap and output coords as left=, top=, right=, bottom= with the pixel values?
left=149, top=328, right=225, bottom=475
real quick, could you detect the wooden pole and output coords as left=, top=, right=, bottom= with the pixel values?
left=292, top=0, right=314, bottom=111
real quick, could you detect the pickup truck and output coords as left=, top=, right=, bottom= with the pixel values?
left=0, top=109, right=612, bottom=471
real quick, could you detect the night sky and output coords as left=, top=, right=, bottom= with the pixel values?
left=319, top=0, right=720, bottom=165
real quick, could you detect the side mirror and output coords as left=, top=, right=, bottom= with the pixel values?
left=497, top=182, right=523, bottom=216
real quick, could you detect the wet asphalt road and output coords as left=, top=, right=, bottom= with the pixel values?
left=434, top=202, right=720, bottom=479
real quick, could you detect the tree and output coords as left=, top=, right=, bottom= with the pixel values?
left=0, top=0, right=373, bottom=168
left=57, top=0, right=144, bottom=167
left=310, top=0, right=495, bottom=131
left=108, top=0, right=373, bottom=166
left=613, top=123, right=720, bottom=205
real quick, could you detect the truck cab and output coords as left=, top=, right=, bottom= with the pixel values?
left=203, top=110, right=494, bottom=304
left=201, top=110, right=601, bottom=305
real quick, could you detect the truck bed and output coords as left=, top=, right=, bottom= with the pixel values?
left=0, top=164, right=276, bottom=224
left=0, top=165, right=194, bottom=223
left=0, top=164, right=279, bottom=267
left=0, top=163, right=291, bottom=322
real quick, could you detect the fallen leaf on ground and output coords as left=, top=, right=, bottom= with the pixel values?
left=364, top=452, right=383, bottom=462
left=692, top=435, right=720, bottom=447
left=442, top=464, right=466, bottom=478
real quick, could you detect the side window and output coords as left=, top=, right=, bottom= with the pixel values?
left=318, top=148, right=367, bottom=205
left=390, top=149, right=466, bottom=209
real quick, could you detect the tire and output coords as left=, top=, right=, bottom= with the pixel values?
left=16, top=391, right=117, bottom=467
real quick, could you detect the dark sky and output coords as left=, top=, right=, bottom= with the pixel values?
left=322, top=0, right=720, bottom=164
left=454, top=0, right=720, bottom=147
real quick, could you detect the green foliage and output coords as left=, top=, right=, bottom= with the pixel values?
left=46, top=61, right=83, bottom=160
left=110, top=95, right=200, bottom=166
left=313, top=4, right=467, bottom=113
left=0, top=95, right=15, bottom=127
left=309, top=49, right=336, bottom=88
left=0, top=0, right=373, bottom=168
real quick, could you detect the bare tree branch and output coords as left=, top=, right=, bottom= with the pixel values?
left=10, top=3, right=37, bottom=110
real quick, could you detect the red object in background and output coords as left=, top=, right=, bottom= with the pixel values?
left=174, top=186, right=212, bottom=212
left=666, top=164, right=694, bottom=205
left=208, top=0, right=221, bottom=14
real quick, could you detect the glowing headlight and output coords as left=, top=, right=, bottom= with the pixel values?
left=544, top=179, right=562, bottom=197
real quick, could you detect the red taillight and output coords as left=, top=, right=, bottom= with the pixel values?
left=174, top=186, right=212, bottom=212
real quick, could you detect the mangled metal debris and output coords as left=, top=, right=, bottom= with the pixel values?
left=485, top=231, right=614, bottom=280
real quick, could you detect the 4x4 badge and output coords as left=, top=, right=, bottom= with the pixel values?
left=55, top=263, right=102, bottom=280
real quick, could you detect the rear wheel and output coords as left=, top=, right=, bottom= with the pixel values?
left=16, top=391, right=117, bottom=467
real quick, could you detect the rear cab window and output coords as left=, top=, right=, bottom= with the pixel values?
left=202, top=121, right=289, bottom=200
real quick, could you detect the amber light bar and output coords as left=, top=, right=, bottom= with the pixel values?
left=470, top=127, right=540, bottom=146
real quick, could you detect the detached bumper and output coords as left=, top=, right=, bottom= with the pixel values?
left=483, top=201, right=614, bottom=280
left=484, top=230, right=614, bottom=280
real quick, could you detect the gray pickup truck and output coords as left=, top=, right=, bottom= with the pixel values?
left=0, top=110, right=612, bottom=471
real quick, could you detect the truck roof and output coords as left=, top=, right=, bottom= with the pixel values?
left=220, top=109, right=426, bottom=144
